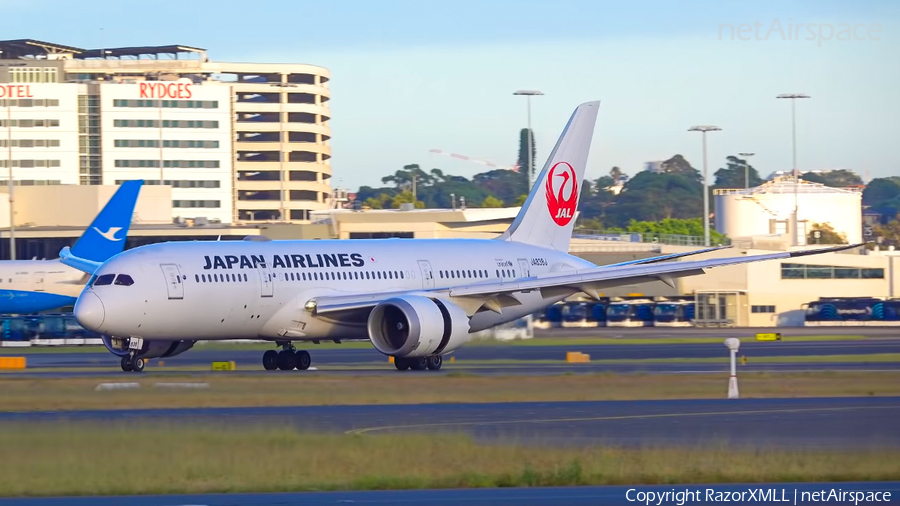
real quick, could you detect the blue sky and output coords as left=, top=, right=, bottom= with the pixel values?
left=8, top=0, right=899, bottom=188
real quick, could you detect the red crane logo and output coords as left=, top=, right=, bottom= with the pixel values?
left=545, top=162, right=578, bottom=226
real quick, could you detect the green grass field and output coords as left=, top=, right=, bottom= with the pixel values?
left=1, top=371, right=898, bottom=412
left=0, top=423, right=897, bottom=497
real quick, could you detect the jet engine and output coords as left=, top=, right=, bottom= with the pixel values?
left=367, top=295, right=471, bottom=358
left=102, top=335, right=196, bottom=359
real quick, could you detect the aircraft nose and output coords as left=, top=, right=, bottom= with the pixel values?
left=75, top=291, right=106, bottom=331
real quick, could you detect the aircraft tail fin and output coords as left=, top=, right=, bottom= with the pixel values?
left=498, top=101, right=599, bottom=252
left=70, top=180, right=143, bottom=262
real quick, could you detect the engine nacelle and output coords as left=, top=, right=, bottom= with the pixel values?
left=102, top=335, right=196, bottom=359
left=367, top=295, right=471, bottom=358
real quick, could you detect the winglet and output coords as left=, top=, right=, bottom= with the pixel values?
left=789, top=243, right=865, bottom=258
left=69, top=180, right=143, bottom=263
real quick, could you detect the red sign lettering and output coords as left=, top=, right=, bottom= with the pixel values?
left=138, top=82, right=193, bottom=99
left=0, top=85, right=34, bottom=99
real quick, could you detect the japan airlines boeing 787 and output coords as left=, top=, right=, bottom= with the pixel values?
left=64, top=102, right=858, bottom=372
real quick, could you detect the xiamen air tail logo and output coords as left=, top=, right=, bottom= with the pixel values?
left=545, top=161, right=578, bottom=226
left=93, top=227, right=124, bottom=242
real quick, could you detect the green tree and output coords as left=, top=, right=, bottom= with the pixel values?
left=473, top=169, right=526, bottom=205
left=604, top=171, right=703, bottom=226
left=713, top=155, right=764, bottom=188
left=659, top=154, right=701, bottom=181
left=513, top=194, right=528, bottom=206
left=610, top=166, right=623, bottom=183
left=862, top=178, right=900, bottom=206
left=481, top=195, right=504, bottom=208
left=575, top=217, right=604, bottom=231
left=801, top=169, right=863, bottom=187
left=391, top=191, right=424, bottom=209
left=873, top=214, right=900, bottom=248
left=623, top=218, right=728, bottom=243
left=517, top=128, right=536, bottom=183
left=807, top=223, right=847, bottom=245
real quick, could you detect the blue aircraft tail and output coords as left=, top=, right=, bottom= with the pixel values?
left=69, top=180, right=143, bottom=263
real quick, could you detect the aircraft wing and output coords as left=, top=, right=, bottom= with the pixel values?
left=602, top=245, right=732, bottom=268
left=312, top=243, right=863, bottom=315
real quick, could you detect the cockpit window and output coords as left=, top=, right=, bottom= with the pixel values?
left=114, top=274, right=135, bottom=286
left=93, top=274, right=115, bottom=286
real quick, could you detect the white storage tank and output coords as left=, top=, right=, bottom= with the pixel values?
left=714, top=176, right=862, bottom=245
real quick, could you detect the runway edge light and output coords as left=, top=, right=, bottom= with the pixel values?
left=724, top=338, right=740, bottom=399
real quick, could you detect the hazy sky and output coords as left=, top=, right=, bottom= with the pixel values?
left=8, top=0, right=899, bottom=188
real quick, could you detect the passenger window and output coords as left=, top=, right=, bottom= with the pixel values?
left=195, top=274, right=199, bottom=282
left=114, top=274, right=134, bottom=286
left=93, top=274, right=115, bottom=286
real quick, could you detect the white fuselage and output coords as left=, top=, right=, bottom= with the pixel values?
left=0, top=260, right=86, bottom=296
left=79, top=239, right=594, bottom=342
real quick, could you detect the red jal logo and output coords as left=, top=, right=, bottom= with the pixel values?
left=545, top=161, right=578, bottom=226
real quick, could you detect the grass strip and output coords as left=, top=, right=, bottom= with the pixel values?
left=1, top=371, right=898, bottom=412
left=0, top=423, right=897, bottom=497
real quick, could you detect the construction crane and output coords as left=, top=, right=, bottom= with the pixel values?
left=428, top=149, right=519, bottom=172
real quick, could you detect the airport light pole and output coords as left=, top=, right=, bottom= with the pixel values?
left=737, top=152, right=755, bottom=189
left=6, top=94, right=14, bottom=260
left=513, top=90, right=543, bottom=190
left=688, top=125, right=721, bottom=247
left=777, top=93, right=810, bottom=246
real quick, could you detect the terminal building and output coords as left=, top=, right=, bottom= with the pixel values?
left=0, top=39, right=332, bottom=224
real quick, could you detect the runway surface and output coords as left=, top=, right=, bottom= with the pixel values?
left=2, top=397, right=898, bottom=449
left=6, top=336, right=899, bottom=377
left=2, top=482, right=899, bottom=506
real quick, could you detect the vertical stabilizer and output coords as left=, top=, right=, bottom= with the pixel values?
left=498, top=101, right=599, bottom=251
left=70, top=180, right=143, bottom=262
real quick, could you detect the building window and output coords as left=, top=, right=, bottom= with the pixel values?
left=0, top=139, right=60, bottom=148
left=9, top=67, right=58, bottom=83
left=113, top=119, right=219, bottom=129
left=173, top=200, right=221, bottom=208
left=113, top=99, right=218, bottom=109
left=115, top=160, right=221, bottom=168
left=751, top=305, right=776, bottom=313
left=781, top=263, right=884, bottom=280
left=0, top=99, right=60, bottom=107
left=0, top=159, right=61, bottom=168
left=116, top=179, right=220, bottom=188
left=0, top=119, right=60, bottom=127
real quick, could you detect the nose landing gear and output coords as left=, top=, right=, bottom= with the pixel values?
left=262, top=343, right=312, bottom=371
left=120, top=355, right=145, bottom=373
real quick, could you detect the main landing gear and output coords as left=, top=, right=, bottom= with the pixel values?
left=263, top=343, right=311, bottom=371
left=393, top=355, right=442, bottom=371
left=120, top=355, right=145, bottom=373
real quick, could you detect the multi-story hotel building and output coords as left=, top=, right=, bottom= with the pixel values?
left=0, top=39, right=331, bottom=224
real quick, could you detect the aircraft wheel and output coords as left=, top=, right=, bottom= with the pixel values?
left=120, top=356, right=133, bottom=372
left=394, top=357, right=410, bottom=371
left=277, top=350, right=296, bottom=371
left=132, top=357, right=145, bottom=373
left=262, top=350, right=279, bottom=371
left=295, top=350, right=311, bottom=370
left=426, top=356, right=442, bottom=371
left=410, top=357, right=428, bottom=371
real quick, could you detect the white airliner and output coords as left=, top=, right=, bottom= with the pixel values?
left=65, top=102, right=858, bottom=373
